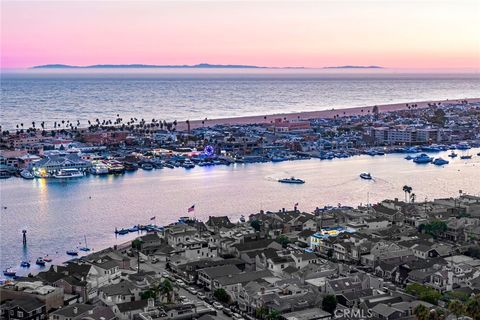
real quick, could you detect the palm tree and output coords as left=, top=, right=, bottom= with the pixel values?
left=413, top=304, right=429, bottom=320
left=159, top=279, right=174, bottom=303
left=466, top=294, right=480, bottom=319
left=448, top=300, right=465, bottom=320
left=403, top=185, right=413, bottom=202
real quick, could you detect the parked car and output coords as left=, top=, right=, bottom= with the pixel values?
left=197, top=292, right=206, bottom=300
left=223, top=309, right=233, bottom=316
left=213, top=302, right=223, bottom=310
left=187, top=287, right=197, bottom=294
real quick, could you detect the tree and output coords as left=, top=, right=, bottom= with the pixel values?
left=448, top=300, right=466, bottom=319
left=406, top=283, right=442, bottom=305
left=159, top=279, right=174, bottom=303
left=214, top=288, right=230, bottom=304
left=322, top=294, right=337, bottom=314
left=420, top=221, right=447, bottom=239
left=266, top=309, right=280, bottom=320
left=403, top=185, right=413, bottom=202
left=250, top=220, right=261, bottom=232
left=466, top=294, right=480, bottom=319
left=413, top=304, right=429, bottom=320
left=276, top=235, right=290, bottom=248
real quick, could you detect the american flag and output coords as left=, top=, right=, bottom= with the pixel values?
left=150, top=216, right=156, bottom=221
left=188, top=205, right=195, bottom=213
left=294, top=202, right=299, bottom=207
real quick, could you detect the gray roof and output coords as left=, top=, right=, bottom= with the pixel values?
left=100, top=280, right=137, bottom=296
left=116, top=300, right=148, bottom=313
left=51, top=304, right=94, bottom=317
left=199, top=265, right=241, bottom=279
left=215, top=270, right=272, bottom=286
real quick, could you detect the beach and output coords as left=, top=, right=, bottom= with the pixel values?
left=178, top=97, right=480, bottom=130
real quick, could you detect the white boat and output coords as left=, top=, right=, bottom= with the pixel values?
left=20, top=170, right=34, bottom=179
left=90, top=161, right=109, bottom=175
left=53, top=168, right=83, bottom=179
left=360, top=172, right=372, bottom=180
left=433, top=158, right=449, bottom=165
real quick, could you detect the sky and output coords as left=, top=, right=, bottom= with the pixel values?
left=1, top=0, right=479, bottom=69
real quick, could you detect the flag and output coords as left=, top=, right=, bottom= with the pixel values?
left=150, top=216, right=156, bottom=221
left=294, top=202, right=299, bottom=207
left=188, top=205, right=195, bottom=213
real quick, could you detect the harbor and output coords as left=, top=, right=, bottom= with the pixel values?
left=1, top=148, right=480, bottom=274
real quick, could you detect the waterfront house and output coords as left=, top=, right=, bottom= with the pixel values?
left=32, top=152, right=91, bottom=174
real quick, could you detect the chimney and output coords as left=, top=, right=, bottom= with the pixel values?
left=73, top=307, right=78, bottom=315
left=88, top=310, right=94, bottom=315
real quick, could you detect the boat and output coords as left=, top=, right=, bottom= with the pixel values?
left=457, top=142, right=471, bottom=150
left=35, top=257, right=46, bottom=266
left=477, top=152, right=480, bottom=156
left=413, top=153, right=433, bottom=164
left=448, top=151, right=458, bottom=158
left=141, top=163, right=154, bottom=170
left=90, top=161, right=109, bottom=175
left=239, top=215, right=246, bottom=223
left=106, top=160, right=125, bottom=174
left=79, top=235, right=90, bottom=252
left=3, top=268, right=16, bottom=277
left=182, top=160, right=195, bottom=169
left=271, top=156, right=286, bottom=162
left=460, top=155, right=472, bottom=160
left=404, top=155, right=413, bottom=160
left=66, top=250, right=78, bottom=256
left=43, top=256, right=52, bottom=262
left=20, top=261, right=30, bottom=268
left=53, top=168, right=83, bottom=179
left=124, top=162, right=139, bottom=171
left=20, top=170, right=35, bottom=179
left=359, top=172, right=373, bottom=180
left=278, top=177, right=305, bottom=184
left=433, top=158, right=449, bottom=165
left=115, top=228, right=129, bottom=235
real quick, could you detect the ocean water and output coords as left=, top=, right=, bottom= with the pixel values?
left=1, top=69, right=479, bottom=130
left=1, top=150, right=480, bottom=274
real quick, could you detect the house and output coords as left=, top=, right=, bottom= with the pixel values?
left=1, top=298, right=46, bottom=320
left=112, top=300, right=150, bottom=320
left=98, top=280, right=142, bottom=306
left=197, top=265, right=242, bottom=290
left=0, top=281, right=64, bottom=311
left=232, top=239, right=282, bottom=257
left=49, top=304, right=115, bottom=320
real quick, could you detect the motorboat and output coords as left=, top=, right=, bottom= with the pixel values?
left=360, top=172, right=373, bottom=180
left=20, top=261, right=31, bottom=268
left=106, top=160, right=125, bottom=174
left=53, top=168, right=83, bottom=179
left=433, top=158, right=449, bottom=165
left=239, top=215, right=246, bottom=223
left=448, top=151, right=458, bottom=158
left=457, top=142, right=471, bottom=150
left=413, top=154, right=433, bottom=164
left=66, top=250, right=78, bottom=256
left=20, top=170, right=34, bottom=179
left=141, top=163, right=154, bottom=170
left=404, top=155, right=413, bottom=160
left=124, top=162, right=139, bottom=171
left=43, top=256, right=52, bottom=262
left=182, top=160, right=195, bottom=169
left=460, top=155, right=472, bottom=160
left=278, top=177, right=305, bottom=184
left=3, top=268, right=16, bottom=277
left=115, top=228, right=129, bottom=235
left=36, top=257, right=46, bottom=266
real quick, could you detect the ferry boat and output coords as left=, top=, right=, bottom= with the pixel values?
left=90, top=161, right=109, bottom=175
left=20, top=170, right=34, bottom=179
left=413, top=154, right=433, bottom=164
left=278, top=177, right=305, bottom=184
left=359, top=172, right=372, bottom=180
left=20, top=261, right=30, bottom=268
left=66, top=250, right=78, bottom=256
left=448, top=151, right=458, bottom=158
left=35, top=257, right=46, bottom=266
left=433, top=158, right=449, bottom=165
left=460, top=155, right=472, bottom=160
left=3, top=268, right=16, bottom=277
left=54, top=168, right=83, bottom=179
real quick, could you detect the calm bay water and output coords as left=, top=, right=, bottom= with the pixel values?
left=1, top=150, right=480, bottom=273
left=1, top=69, right=480, bottom=130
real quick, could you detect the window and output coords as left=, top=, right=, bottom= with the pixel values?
left=18, top=311, right=24, bottom=317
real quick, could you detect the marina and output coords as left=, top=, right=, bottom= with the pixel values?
left=1, top=148, right=480, bottom=274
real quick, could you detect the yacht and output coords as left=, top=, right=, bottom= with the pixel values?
left=20, top=170, right=34, bottom=179
left=53, top=168, right=83, bottom=179
left=35, top=257, right=46, bottom=266
left=66, top=250, right=79, bottom=256
left=3, top=268, right=16, bottom=277
left=79, top=235, right=90, bottom=252
left=360, top=172, right=373, bottom=180
left=90, top=161, right=109, bottom=175
left=457, top=142, right=471, bottom=150
left=124, top=162, right=139, bottom=171
left=106, top=160, right=125, bottom=174
left=20, top=261, right=30, bottom=268
left=43, top=256, right=52, bottom=262
left=433, top=158, right=449, bottom=165
left=182, top=160, right=195, bottom=169
left=404, top=155, right=413, bottom=160
left=141, top=163, right=154, bottom=170
left=239, top=215, right=246, bottom=223
left=413, top=154, right=433, bottom=164
left=278, top=177, right=305, bottom=184
left=460, top=155, right=472, bottom=160
left=448, top=151, right=458, bottom=158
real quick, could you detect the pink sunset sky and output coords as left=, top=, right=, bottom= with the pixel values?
left=1, top=0, right=479, bottom=69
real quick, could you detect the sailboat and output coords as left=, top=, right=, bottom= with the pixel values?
left=79, top=235, right=91, bottom=252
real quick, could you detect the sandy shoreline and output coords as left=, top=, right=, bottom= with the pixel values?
left=177, top=97, right=480, bottom=130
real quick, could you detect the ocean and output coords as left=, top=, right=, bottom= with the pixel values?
left=1, top=69, right=479, bottom=130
